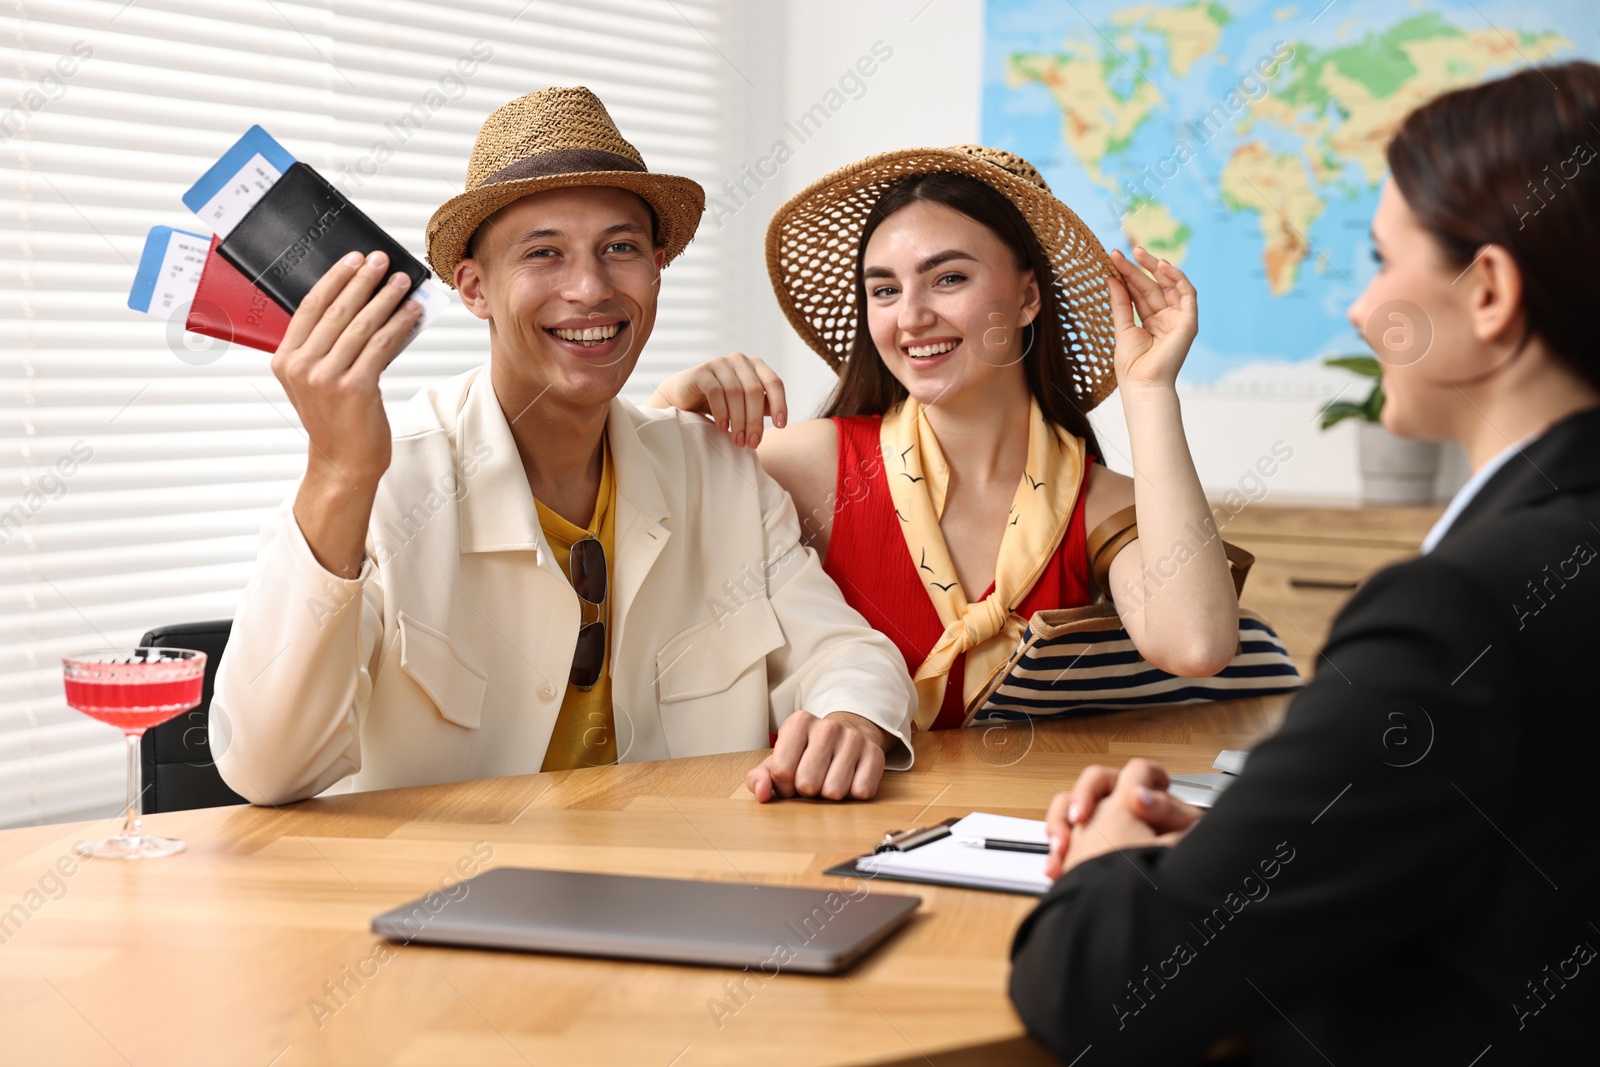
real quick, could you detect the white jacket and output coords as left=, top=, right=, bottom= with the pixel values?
left=211, top=367, right=915, bottom=804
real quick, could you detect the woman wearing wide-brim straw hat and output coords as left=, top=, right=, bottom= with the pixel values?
left=651, top=144, right=1240, bottom=731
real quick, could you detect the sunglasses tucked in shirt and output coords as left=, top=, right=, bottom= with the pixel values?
left=534, top=438, right=616, bottom=771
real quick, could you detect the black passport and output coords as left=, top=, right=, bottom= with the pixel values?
left=216, top=161, right=431, bottom=315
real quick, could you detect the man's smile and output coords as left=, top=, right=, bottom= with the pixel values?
left=547, top=320, right=624, bottom=346
left=543, top=318, right=630, bottom=359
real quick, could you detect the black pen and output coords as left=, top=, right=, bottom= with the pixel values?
left=955, top=836, right=1050, bottom=854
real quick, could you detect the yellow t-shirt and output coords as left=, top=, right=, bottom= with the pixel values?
left=534, top=441, right=618, bottom=771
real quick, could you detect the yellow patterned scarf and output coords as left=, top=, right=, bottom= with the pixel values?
left=881, top=397, right=1086, bottom=729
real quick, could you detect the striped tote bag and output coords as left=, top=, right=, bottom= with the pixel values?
left=967, top=511, right=1303, bottom=723
left=971, top=605, right=1303, bottom=721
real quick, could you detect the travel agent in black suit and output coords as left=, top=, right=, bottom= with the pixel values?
left=1008, top=62, right=1600, bottom=1066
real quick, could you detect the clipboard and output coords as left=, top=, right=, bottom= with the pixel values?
left=825, top=813, right=1054, bottom=897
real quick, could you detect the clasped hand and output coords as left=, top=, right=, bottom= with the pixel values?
left=1044, top=758, right=1206, bottom=879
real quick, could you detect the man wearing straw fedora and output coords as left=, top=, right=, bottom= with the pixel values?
left=212, top=87, right=915, bottom=805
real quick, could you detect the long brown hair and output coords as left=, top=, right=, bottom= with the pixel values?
left=819, top=172, right=1104, bottom=460
left=1387, top=61, right=1600, bottom=390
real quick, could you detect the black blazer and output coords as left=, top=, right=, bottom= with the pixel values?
left=1010, top=406, right=1600, bottom=1066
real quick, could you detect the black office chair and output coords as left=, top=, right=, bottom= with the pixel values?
left=138, top=620, right=247, bottom=813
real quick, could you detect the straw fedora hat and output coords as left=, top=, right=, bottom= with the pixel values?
left=765, top=145, right=1120, bottom=410
left=426, top=86, right=706, bottom=286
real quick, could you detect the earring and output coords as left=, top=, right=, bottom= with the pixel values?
left=1019, top=320, right=1037, bottom=360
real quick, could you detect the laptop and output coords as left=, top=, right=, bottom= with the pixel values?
left=371, top=867, right=921, bottom=974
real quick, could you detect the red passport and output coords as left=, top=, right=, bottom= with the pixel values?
left=186, top=235, right=291, bottom=353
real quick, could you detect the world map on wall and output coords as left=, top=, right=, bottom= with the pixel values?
left=983, top=0, right=1589, bottom=388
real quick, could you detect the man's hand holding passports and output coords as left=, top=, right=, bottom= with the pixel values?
left=275, top=251, right=423, bottom=580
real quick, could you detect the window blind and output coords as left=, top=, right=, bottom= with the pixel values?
left=0, top=0, right=733, bottom=827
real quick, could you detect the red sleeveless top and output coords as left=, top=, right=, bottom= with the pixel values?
left=822, top=415, right=1095, bottom=729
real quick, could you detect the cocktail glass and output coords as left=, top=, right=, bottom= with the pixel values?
left=62, top=648, right=206, bottom=859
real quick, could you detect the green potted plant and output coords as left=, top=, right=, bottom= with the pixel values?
left=1319, top=355, right=1440, bottom=505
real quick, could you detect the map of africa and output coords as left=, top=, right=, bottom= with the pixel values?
left=983, top=0, right=1590, bottom=387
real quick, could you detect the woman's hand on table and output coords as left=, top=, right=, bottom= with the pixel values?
left=1043, top=758, right=1204, bottom=879
left=746, top=710, right=889, bottom=802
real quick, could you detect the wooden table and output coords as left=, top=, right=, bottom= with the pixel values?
left=0, top=696, right=1289, bottom=1067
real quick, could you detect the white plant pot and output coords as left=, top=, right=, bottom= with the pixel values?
left=1358, top=420, right=1441, bottom=505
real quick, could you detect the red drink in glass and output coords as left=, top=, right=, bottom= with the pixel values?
left=62, top=648, right=207, bottom=859
left=64, top=676, right=203, bottom=729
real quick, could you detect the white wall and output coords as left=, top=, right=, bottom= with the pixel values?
left=735, top=0, right=1465, bottom=504
left=726, top=0, right=987, bottom=423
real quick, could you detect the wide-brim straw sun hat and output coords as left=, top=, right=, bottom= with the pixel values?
left=766, top=145, right=1120, bottom=410
left=426, top=86, right=705, bottom=286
